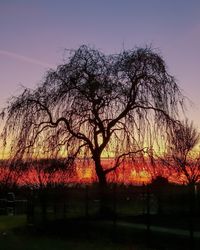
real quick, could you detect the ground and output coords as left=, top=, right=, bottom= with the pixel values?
left=0, top=215, right=199, bottom=250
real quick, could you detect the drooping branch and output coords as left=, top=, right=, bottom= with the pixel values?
left=104, top=148, right=147, bottom=175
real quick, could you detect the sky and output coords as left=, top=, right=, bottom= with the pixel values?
left=0, top=0, right=200, bottom=126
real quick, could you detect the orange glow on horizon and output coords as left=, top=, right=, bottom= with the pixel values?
left=0, top=158, right=199, bottom=186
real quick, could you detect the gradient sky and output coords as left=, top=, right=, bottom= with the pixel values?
left=0, top=0, right=200, bottom=126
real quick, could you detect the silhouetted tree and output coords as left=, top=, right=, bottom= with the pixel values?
left=0, top=159, right=26, bottom=195
left=166, top=120, right=200, bottom=248
left=165, top=120, right=200, bottom=185
left=2, top=45, right=183, bottom=198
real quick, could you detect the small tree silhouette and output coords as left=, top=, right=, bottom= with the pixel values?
left=166, top=120, right=200, bottom=185
left=165, top=120, right=200, bottom=248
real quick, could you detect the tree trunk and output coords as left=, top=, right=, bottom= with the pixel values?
left=94, top=157, right=113, bottom=217
left=95, top=159, right=107, bottom=186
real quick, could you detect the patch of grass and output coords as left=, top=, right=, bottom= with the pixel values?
left=0, top=215, right=144, bottom=250
left=0, top=215, right=26, bottom=231
left=1, top=214, right=200, bottom=250
left=0, top=233, right=134, bottom=250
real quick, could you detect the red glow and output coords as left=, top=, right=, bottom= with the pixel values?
left=0, top=159, right=197, bottom=186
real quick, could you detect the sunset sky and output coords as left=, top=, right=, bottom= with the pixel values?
left=0, top=0, right=200, bottom=127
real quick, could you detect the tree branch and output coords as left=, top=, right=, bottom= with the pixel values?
left=104, top=148, right=147, bottom=175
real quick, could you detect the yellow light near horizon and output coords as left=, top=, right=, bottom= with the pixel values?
left=130, top=169, right=150, bottom=182
left=82, top=168, right=92, bottom=179
left=0, top=148, right=10, bottom=160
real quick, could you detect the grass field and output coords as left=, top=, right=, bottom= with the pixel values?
left=1, top=214, right=200, bottom=250
left=0, top=215, right=147, bottom=250
left=1, top=184, right=200, bottom=249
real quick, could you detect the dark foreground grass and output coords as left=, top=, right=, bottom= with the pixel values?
left=0, top=215, right=146, bottom=250
left=0, top=215, right=200, bottom=250
left=0, top=231, right=130, bottom=250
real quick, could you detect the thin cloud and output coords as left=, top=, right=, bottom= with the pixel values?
left=0, top=50, right=54, bottom=68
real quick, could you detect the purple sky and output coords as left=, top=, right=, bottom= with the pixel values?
left=0, top=0, right=200, bottom=126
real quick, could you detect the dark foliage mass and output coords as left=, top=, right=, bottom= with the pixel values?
left=1, top=45, right=183, bottom=186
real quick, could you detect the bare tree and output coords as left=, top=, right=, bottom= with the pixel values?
left=1, top=45, right=183, bottom=192
left=165, top=119, right=200, bottom=185
left=165, top=120, right=200, bottom=245
left=0, top=159, right=27, bottom=193
left=20, top=158, right=73, bottom=189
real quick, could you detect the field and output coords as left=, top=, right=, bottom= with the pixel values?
left=1, top=184, right=200, bottom=249
left=1, top=214, right=200, bottom=250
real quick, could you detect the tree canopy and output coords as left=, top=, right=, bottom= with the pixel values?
left=1, top=45, right=183, bottom=186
